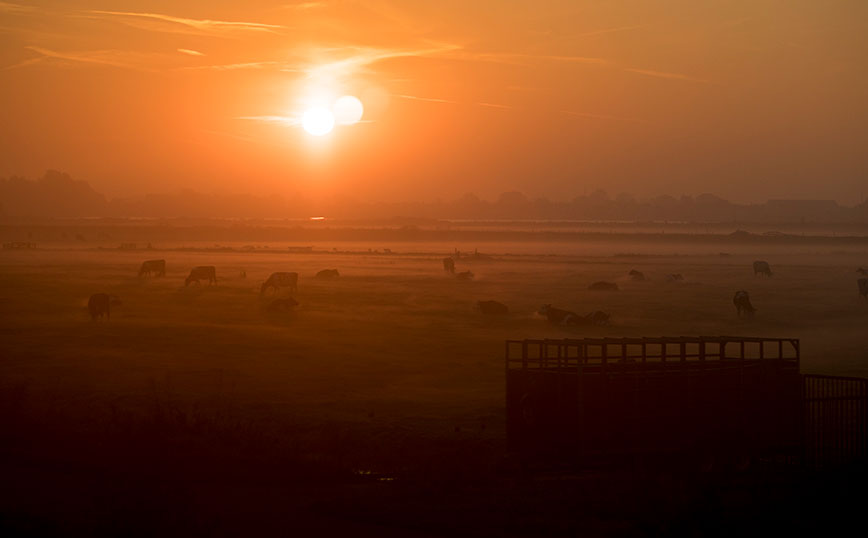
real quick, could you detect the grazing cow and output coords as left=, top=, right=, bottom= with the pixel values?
left=665, top=274, right=684, bottom=282
left=315, top=269, right=340, bottom=279
left=261, top=272, right=298, bottom=295
left=477, top=300, right=508, bottom=315
left=185, top=266, right=216, bottom=286
left=456, top=271, right=474, bottom=280
left=858, top=267, right=868, bottom=276
left=443, top=257, right=455, bottom=274
left=138, top=259, right=166, bottom=277
left=859, top=278, right=868, bottom=299
left=733, top=290, right=756, bottom=317
left=753, top=261, right=772, bottom=277
left=585, top=310, right=610, bottom=326
left=588, top=281, right=619, bottom=291
left=266, top=297, right=299, bottom=313
left=538, top=304, right=581, bottom=325
left=629, top=269, right=646, bottom=281
left=88, top=293, right=120, bottom=321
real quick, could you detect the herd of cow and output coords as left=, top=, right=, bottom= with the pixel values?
left=474, top=258, right=866, bottom=326
left=87, top=259, right=340, bottom=320
left=85, top=256, right=868, bottom=323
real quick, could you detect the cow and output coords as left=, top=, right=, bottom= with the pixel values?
left=138, top=259, right=166, bottom=277
left=88, top=293, right=121, bottom=321
left=588, top=281, right=619, bottom=291
left=266, top=297, right=299, bottom=313
left=629, top=269, right=646, bottom=281
left=858, top=267, right=868, bottom=276
left=261, top=272, right=298, bottom=295
left=185, top=266, right=216, bottom=286
left=859, top=278, right=868, bottom=299
left=538, top=304, right=582, bottom=325
left=315, top=269, right=340, bottom=279
left=443, top=257, right=455, bottom=274
left=733, top=290, right=755, bottom=318
left=665, top=274, right=684, bottom=282
left=753, top=261, right=772, bottom=277
left=477, top=300, right=508, bottom=315
left=259, top=271, right=298, bottom=295
left=456, top=271, right=474, bottom=280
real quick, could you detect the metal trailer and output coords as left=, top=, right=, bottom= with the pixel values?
left=506, top=336, right=867, bottom=469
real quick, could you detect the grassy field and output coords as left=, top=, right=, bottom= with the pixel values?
left=2, top=239, right=867, bottom=535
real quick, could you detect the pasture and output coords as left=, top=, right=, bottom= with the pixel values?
left=2, top=238, right=867, bottom=535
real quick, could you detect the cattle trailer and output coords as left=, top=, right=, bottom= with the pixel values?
left=506, top=336, right=867, bottom=469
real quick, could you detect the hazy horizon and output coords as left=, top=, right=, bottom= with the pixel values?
left=4, top=169, right=868, bottom=223
left=2, top=1, right=868, bottom=204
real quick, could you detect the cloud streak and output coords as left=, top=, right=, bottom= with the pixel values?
left=17, top=46, right=159, bottom=71
left=575, top=25, right=645, bottom=38
left=236, top=115, right=301, bottom=125
left=622, top=67, right=707, bottom=83
left=0, top=1, right=35, bottom=12
left=177, top=48, right=204, bottom=56
left=304, top=42, right=461, bottom=81
left=448, top=50, right=609, bottom=67
left=395, top=94, right=510, bottom=110
left=87, top=10, right=286, bottom=36
left=179, top=61, right=282, bottom=71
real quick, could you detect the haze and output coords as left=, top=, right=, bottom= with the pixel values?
left=2, top=1, right=867, bottom=204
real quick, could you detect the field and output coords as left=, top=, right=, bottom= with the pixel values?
left=2, top=231, right=868, bottom=535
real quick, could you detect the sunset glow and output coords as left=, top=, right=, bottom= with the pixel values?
left=302, top=106, right=336, bottom=136
left=2, top=2, right=867, bottom=534
left=1, top=1, right=864, bottom=202
left=333, top=96, right=364, bottom=125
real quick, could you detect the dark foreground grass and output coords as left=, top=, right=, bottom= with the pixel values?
left=2, top=243, right=868, bottom=535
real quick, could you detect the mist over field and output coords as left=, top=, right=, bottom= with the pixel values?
left=4, top=171, right=868, bottom=223
left=3, top=218, right=868, bottom=534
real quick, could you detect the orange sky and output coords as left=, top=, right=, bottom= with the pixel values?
left=1, top=1, right=867, bottom=203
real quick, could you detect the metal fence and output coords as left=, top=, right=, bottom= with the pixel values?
left=804, top=374, right=868, bottom=469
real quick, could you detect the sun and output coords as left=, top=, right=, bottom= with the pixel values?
left=333, top=95, right=364, bottom=125
left=302, top=106, right=335, bottom=136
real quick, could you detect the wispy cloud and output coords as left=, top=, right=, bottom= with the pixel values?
left=177, top=48, right=204, bottom=57
left=448, top=50, right=609, bottom=67
left=305, top=42, right=461, bottom=80
left=283, top=2, right=326, bottom=9
left=622, top=67, right=706, bottom=83
left=236, top=115, right=301, bottom=125
left=446, top=49, right=705, bottom=86
left=396, top=94, right=510, bottom=110
left=179, top=60, right=283, bottom=71
left=16, top=46, right=159, bottom=71
left=476, top=102, right=511, bottom=110
left=0, top=1, right=35, bottom=12
left=575, top=25, right=645, bottom=38
left=394, top=94, right=458, bottom=104
left=87, top=10, right=286, bottom=36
